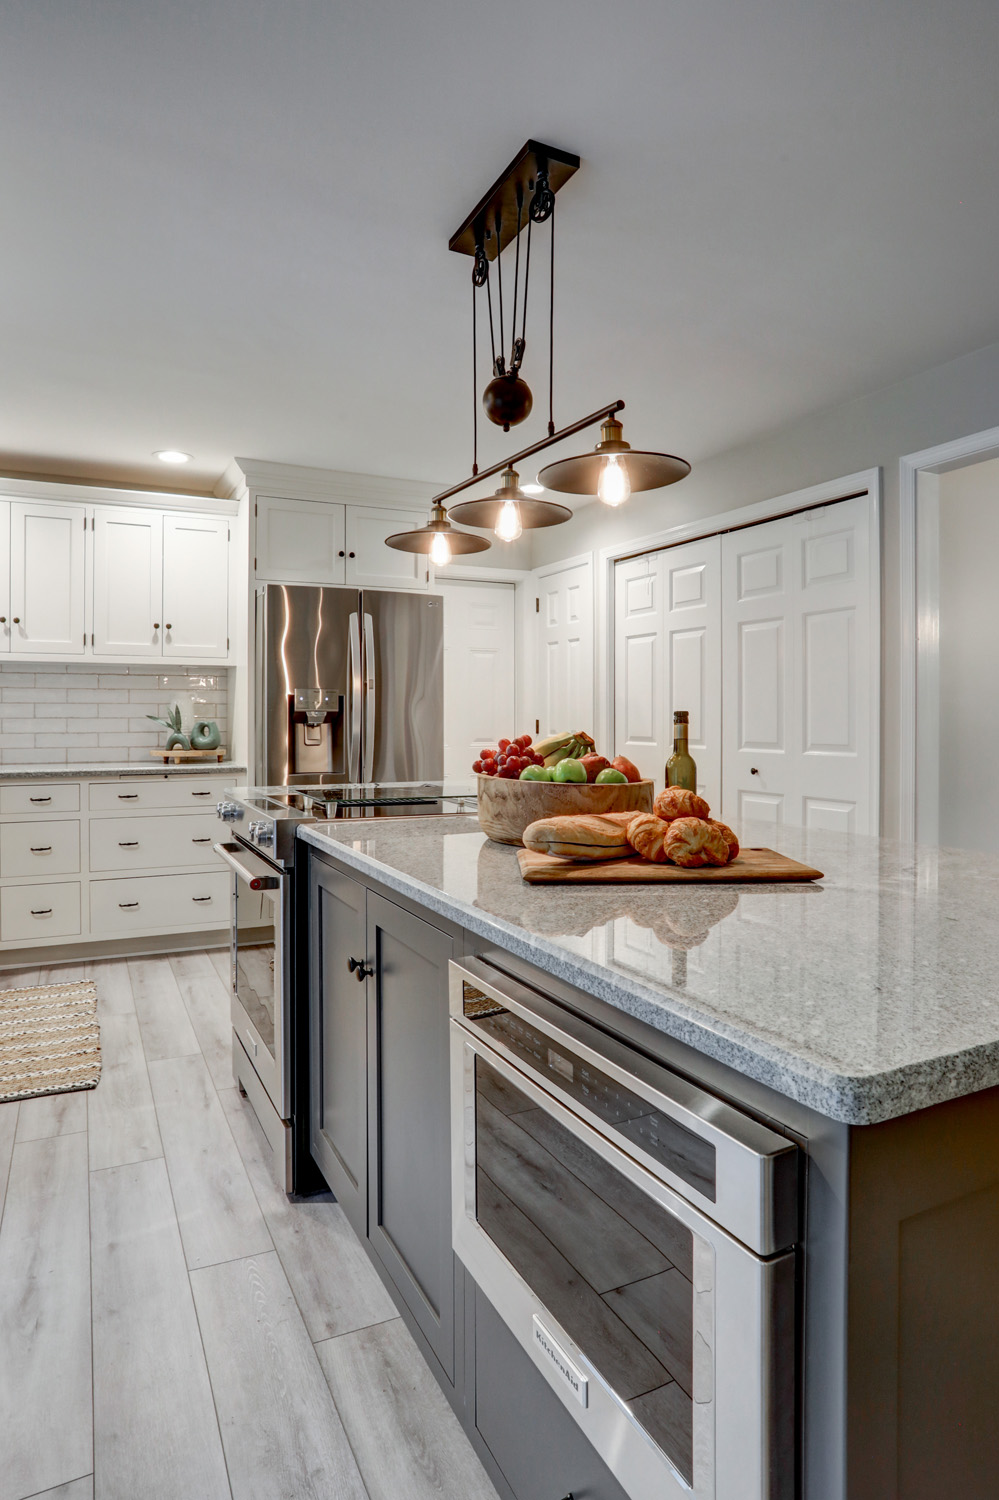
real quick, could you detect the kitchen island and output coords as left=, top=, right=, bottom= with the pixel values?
left=301, top=816, right=999, bottom=1500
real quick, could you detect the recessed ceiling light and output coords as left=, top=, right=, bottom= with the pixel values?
left=521, top=482, right=545, bottom=495
left=153, top=450, right=192, bottom=464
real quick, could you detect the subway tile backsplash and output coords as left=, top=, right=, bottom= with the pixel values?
left=0, top=664, right=231, bottom=765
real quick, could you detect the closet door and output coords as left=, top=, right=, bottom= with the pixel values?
left=9, top=500, right=87, bottom=655
left=0, top=499, right=9, bottom=653
left=613, top=553, right=665, bottom=783
left=662, top=536, right=722, bottom=809
left=721, top=496, right=875, bottom=833
left=161, top=515, right=229, bottom=660
left=92, top=507, right=163, bottom=656
left=534, top=557, right=594, bottom=738
left=438, top=578, right=516, bottom=780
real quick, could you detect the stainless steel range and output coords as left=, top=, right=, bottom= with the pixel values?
left=215, top=782, right=475, bottom=1190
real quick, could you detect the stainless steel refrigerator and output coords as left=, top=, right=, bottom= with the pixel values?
left=256, top=584, right=444, bottom=785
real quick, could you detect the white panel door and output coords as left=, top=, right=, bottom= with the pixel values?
left=9, top=500, right=87, bottom=655
left=0, top=499, right=9, bottom=653
left=721, top=496, right=874, bottom=832
left=92, top=506, right=163, bottom=656
left=439, top=579, right=516, bottom=779
left=613, top=553, right=664, bottom=782
left=161, top=515, right=229, bottom=660
left=345, top=506, right=428, bottom=591
left=254, top=496, right=346, bottom=584
left=663, top=535, right=722, bottom=809
left=534, top=558, right=594, bottom=737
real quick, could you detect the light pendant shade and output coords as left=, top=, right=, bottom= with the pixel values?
left=384, top=500, right=491, bottom=567
left=448, top=466, right=572, bottom=533
left=537, top=416, right=690, bottom=499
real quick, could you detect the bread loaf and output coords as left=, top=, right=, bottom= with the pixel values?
left=625, top=813, right=671, bottom=862
left=663, top=817, right=730, bottom=867
left=654, top=786, right=711, bottom=822
left=708, top=820, right=739, bottom=860
left=522, top=814, right=634, bottom=861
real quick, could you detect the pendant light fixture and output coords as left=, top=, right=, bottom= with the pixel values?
left=384, top=499, right=490, bottom=569
left=448, top=466, right=571, bottom=543
left=537, top=413, right=690, bottom=504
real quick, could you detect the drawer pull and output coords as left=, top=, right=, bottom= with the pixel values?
left=118, top=901, right=140, bottom=909
left=191, top=895, right=213, bottom=903
left=29, top=846, right=53, bottom=853
left=117, top=793, right=139, bottom=800
left=191, top=791, right=212, bottom=797
left=30, top=907, right=53, bottom=916
left=191, top=837, right=212, bottom=844
left=118, top=841, right=140, bottom=847
left=29, top=795, right=52, bottom=803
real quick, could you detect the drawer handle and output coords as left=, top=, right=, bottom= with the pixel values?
left=118, top=901, right=140, bottom=909
left=29, top=846, right=53, bottom=853
left=191, top=791, right=212, bottom=797
left=192, top=895, right=213, bottom=903
left=30, top=907, right=53, bottom=916
left=29, top=795, right=52, bottom=803
left=118, top=841, right=140, bottom=847
left=191, top=837, right=212, bottom=844
left=117, top=793, right=139, bottom=800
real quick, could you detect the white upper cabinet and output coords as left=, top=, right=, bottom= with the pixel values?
left=0, top=499, right=9, bottom=654
left=344, top=505, right=428, bottom=590
left=161, top=515, right=229, bottom=659
left=9, top=500, right=87, bottom=655
left=92, top=507, right=163, bottom=656
left=254, top=495, right=347, bottom=584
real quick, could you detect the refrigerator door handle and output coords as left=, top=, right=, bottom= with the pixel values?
left=362, top=612, right=375, bottom=782
left=347, top=611, right=362, bottom=782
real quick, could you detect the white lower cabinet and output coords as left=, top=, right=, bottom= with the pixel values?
left=0, top=818, right=81, bottom=877
left=1, top=882, right=82, bottom=943
left=90, top=870, right=229, bottom=936
left=89, top=812, right=219, bottom=871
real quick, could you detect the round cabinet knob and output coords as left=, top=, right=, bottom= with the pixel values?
left=348, top=551, right=355, bottom=558
left=153, top=622, right=160, bottom=629
left=750, top=767, right=760, bottom=776
left=165, top=623, right=173, bottom=630
left=0, top=616, right=6, bottom=624
left=347, top=956, right=373, bottom=981
left=12, top=617, right=20, bottom=624
left=338, top=550, right=345, bottom=558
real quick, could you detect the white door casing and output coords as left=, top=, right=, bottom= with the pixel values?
left=9, top=499, right=87, bottom=655
left=721, top=496, right=875, bottom=833
left=0, top=499, right=9, bottom=654
left=438, top=578, right=516, bottom=779
left=254, top=495, right=346, bottom=585
left=345, top=506, right=428, bottom=591
left=533, top=556, right=594, bottom=737
left=92, top=507, right=163, bottom=656
left=162, top=515, right=229, bottom=659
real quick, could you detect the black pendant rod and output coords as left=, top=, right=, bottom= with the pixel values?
left=434, top=399, right=625, bottom=506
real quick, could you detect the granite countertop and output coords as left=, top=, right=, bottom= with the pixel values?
left=300, top=817, right=999, bottom=1125
left=0, top=762, right=246, bottom=780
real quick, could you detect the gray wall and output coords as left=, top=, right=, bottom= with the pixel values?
left=528, top=337, right=999, bottom=838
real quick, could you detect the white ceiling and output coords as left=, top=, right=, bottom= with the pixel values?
left=2, top=0, right=999, bottom=496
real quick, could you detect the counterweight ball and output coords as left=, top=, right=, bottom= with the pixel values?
left=482, top=373, right=533, bottom=431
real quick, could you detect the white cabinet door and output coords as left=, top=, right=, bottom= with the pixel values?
left=92, top=507, right=163, bottom=655
left=662, top=535, right=722, bottom=810
left=254, top=496, right=346, bottom=584
left=345, top=506, right=428, bottom=590
left=533, top=557, right=594, bottom=737
left=613, top=553, right=664, bottom=783
left=162, top=515, right=229, bottom=659
left=0, top=498, right=9, bottom=653
left=9, top=500, right=87, bottom=655
left=721, top=496, right=875, bottom=833
left=438, top=579, right=516, bottom=779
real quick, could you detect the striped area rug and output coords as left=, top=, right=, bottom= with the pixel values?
left=0, top=979, right=101, bottom=1103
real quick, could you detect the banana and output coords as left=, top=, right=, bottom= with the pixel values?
left=533, top=731, right=575, bottom=759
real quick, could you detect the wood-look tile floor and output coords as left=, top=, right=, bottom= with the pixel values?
left=0, top=952, right=501, bottom=1500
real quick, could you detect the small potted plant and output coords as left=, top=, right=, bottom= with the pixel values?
left=147, top=704, right=190, bottom=750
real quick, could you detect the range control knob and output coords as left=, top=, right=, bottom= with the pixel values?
left=248, top=820, right=275, bottom=846
left=216, top=801, right=243, bottom=822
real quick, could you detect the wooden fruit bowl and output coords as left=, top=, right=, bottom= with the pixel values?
left=476, top=773, right=654, bottom=846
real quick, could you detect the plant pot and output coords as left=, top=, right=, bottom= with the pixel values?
left=166, top=733, right=191, bottom=750
left=190, top=720, right=221, bottom=750
left=476, top=773, right=654, bottom=846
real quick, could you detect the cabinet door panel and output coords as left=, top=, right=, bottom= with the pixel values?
left=0, top=498, right=9, bottom=653
left=310, top=860, right=369, bottom=1236
left=255, top=496, right=346, bottom=585
left=367, top=891, right=454, bottom=1380
left=345, top=506, right=428, bottom=591
left=162, top=515, right=229, bottom=659
left=92, top=506, right=163, bottom=655
left=9, top=500, right=87, bottom=654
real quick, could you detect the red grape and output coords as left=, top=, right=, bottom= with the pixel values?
left=498, top=738, right=511, bottom=752
left=472, top=759, right=483, bottom=773
left=482, top=749, right=496, bottom=760
left=520, top=734, right=532, bottom=747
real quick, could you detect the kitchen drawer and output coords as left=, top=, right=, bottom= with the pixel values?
left=0, top=781, right=80, bottom=815
left=90, top=870, right=229, bottom=936
left=89, top=812, right=220, bottom=872
left=88, top=777, right=222, bottom=812
left=0, top=819, right=80, bottom=878
left=1, top=882, right=81, bottom=943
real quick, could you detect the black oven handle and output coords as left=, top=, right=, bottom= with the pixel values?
left=213, top=840, right=281, bottom=890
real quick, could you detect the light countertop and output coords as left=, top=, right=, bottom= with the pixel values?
left=300, top=816, right=999, bottom=1125
left=0, top=762, right=246, bottom=780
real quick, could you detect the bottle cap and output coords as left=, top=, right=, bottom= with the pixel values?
left=673, top=710, right=689, bottom=723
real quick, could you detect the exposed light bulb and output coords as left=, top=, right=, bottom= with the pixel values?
left=494, top=500, right=523, bottom=542
left=429, top=530, right=452, bottom=568
left=598, top=454, right=631, bottom=507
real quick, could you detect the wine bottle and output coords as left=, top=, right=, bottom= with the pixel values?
left=666, top=710, right=697, bottom=791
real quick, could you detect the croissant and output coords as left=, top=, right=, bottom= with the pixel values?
left=654, top=786, right=711, bottom=822
left=625, top=813, right=671, bottom=862
left=663, top=816, right=730, bottom=867
left=708, top=820, right=739, bottom=861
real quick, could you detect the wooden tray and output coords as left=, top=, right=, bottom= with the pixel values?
left=517, top=846, right=824, bottom=884
left=150, top=748, right=227, bottom=765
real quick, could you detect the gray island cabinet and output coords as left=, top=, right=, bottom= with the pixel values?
left=303, top=818, right=999, bottom=1500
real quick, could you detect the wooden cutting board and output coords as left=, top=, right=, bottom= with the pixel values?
left=517, top=846, right=824, bottom=884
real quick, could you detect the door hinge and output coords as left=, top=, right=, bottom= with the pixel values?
left=535, top=596, right=540, bottom=612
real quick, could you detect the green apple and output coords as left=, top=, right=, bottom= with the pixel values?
left=520, top=765, right=552, bottom=781
left=553, top=758, right=587, bottom=783
left=595, top=767, right=628, bottom=784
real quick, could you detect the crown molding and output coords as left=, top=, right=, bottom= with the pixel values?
left=0, top=472, right=238, bottom=514
left=219, top=457, right=440, bottom=511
